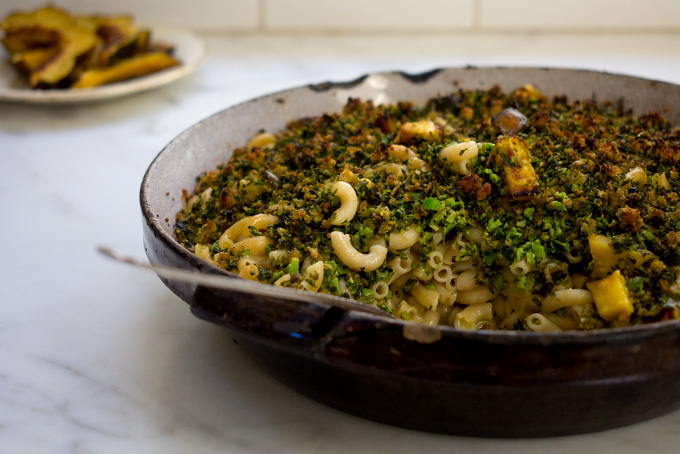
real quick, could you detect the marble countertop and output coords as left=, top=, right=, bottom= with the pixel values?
left=3, top=33, right=680, bottom=453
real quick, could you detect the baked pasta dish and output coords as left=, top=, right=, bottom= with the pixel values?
left=175, top=84, right=680, bottom=331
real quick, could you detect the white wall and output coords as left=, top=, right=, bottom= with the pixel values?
left=1, top=0, right=679, bottom=32
left=0, top=0, right=259, bottom=30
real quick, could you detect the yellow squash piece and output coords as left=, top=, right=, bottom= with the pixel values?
left=133, top=29, right=151, bottom=54
left=399, top=120, right=440, bottom=145
left=494, top=136, right=539, bottom=200
left=71, top=52, right=179, bottom=88
left=75, top=15, right=139, bottom=66
left=1, top=6, right=98, bottom=87
left=10, top=47, right=59, bottom=73
left=586, top=270, right=634, bottom=322
left=1, top=27, right=60, bottom=53
left=588, top=234, right=618, bottom=278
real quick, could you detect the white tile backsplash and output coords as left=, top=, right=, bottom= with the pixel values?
left=0, top=0, right=678, bottom=32
left=480, top=0, right=680, bottom=31
left=263, top=0, right=474, bottom=31
left=0, top=0, right=259, bottom=31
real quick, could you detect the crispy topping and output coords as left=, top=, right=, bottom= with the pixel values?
left=176, top=85, right=680, bottom=330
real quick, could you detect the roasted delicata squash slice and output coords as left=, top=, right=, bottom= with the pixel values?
left=133, top=29, right=151, bottom=54
left=76, top=15, right=141, bottom=66
left=10, top=47, right=60, bottom=73
left=72, top=52, right=179, bottom=88
left=493, top=136, right=540, bottom=200
left=0, top=6, right=179, bottom=90
left=1, top=5, right=73, bottom=32
left=1, top=27, right=60, bottom=53
left=1, top=6, right=98, bottom=87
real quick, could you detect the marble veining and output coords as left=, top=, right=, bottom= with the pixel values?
left=2, top=33, right=680, bottom=453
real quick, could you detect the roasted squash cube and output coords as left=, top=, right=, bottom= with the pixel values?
left=494, top=136, right=539, bottom=200
left=588, top=234, right=618, bottom=278
left=586, top=270, right=633, bottom=322
left=399, top=120, right=440, bottom=145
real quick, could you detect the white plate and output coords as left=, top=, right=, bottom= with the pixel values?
left=0, top=26, right=205, bottom=104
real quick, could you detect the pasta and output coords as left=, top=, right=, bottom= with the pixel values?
left=386, top=255, right=413, bottom=283
left=411, top=284, right=441, bottom=311
left=509, top=258, right=534, bottom=276
left=389, top=226, right=420, bottom=251
left=175, top=85, right=680, bottom=331
left=300, top=260, right=325, bottom=292
left=454, top=303, right=494, bottom=330
left=330, top=231, right=388, bottom=272
left=330, top=181, right=359, bottom=225
left=439, top=140, right=479, bottom=175
left=541, top=289, right=593, bottom=313
left=526, top=313, right=562, bottom=332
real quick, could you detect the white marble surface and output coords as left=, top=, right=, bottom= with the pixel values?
left=3, top=33, right=680, bottom=453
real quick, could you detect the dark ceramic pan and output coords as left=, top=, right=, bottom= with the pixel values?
left=141, top=67, right=680, bottom=438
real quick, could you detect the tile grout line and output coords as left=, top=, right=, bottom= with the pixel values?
left=473, top=0, right=481, bottom=32
left=197, top=28, right=680, bottom=36
left=258, top=0, right=266, bottom=32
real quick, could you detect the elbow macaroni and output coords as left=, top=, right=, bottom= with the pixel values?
left=389, top=226, right=420, bottom=251
left=218, top=214, right=278, bottom=249
left=189, top=208, right=610, bottom=332
left=439, top=140, right=479, bottom=175
left=330, top=231, right=388, bottom=272
left=191, top=210, right=603, bottom=331
left=454, top=303, right=493, bottom=330
left=300, top=260, right=325, bottom=292
left=330, top=181, right=359, bottom=225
